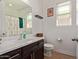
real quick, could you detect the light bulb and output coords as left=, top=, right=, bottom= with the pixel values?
left=22, top=0, right=28, bottom=3
left=9, top=4, right=13, bottom=6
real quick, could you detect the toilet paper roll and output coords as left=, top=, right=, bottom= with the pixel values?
left=57, top=38, right=62, bottom=41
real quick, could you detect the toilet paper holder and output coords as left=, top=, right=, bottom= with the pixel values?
left=57, top=38, right=62, bottom=41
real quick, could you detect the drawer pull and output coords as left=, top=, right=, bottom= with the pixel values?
left=9, top=54, right=20, bottom=59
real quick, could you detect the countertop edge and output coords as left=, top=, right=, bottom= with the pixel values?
left=0, top=38, right=44, bottom=55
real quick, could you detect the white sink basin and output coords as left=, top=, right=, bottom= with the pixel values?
left=0, top=38, right=34, bottom=48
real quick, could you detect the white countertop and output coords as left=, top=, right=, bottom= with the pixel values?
left=0, top=36, right=44, bottom=55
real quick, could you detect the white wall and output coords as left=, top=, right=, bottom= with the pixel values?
left=5, top=8, right=26, bottom=18
left=43, top=0, right=78, bottom=56
left=0, top=0, right=6, bottom=36
left=5, top=7, right=31, bottom=18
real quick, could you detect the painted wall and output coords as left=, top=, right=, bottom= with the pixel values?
left=43, top=0, right=78, bottom=56
left=5, top=6, right=31, bottom=18
left=0, top=0, right=6, bottom=36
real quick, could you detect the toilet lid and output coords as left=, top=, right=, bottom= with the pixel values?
left=44, top=43, right=54, bottom=48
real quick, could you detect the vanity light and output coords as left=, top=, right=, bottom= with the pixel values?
left=9, top=4, right=13, bottom=7
left=22, top=0, right=28, bottom=3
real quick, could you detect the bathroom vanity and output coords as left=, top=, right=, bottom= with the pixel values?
left=0, top=38, right=44, bottom=59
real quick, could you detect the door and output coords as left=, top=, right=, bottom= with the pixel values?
left=72, top=38, right=78, bottom=59
left=76, top=44, right=78, bottom=59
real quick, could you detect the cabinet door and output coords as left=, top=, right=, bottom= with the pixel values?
left=0, top=53, right=21, bottom=59
left=22, top=45, right=32, bottom=59
left=34, top=41, right=44, bottom=59
left=0, top=49, right=22, bottom=59
left=22, top=41, right=38, bottom=59
left=23, top=53, right=32, bottom=59
left=34, top=46, right=44, bottom=59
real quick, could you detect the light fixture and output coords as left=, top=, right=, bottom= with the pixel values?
left=9, top=4, right=13, bottom=7
left=22, top=0, right=28, bottom=3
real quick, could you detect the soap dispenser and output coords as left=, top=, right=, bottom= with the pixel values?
left=21, top=32, right=26, bottom=40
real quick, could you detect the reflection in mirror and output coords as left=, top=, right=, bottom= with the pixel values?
left=4, top=0, right=32, bottom=37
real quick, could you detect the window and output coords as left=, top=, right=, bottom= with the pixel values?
left=5, top=16, right=24, bottom=36
left=27, top=13, right=32, bottom=29
left=56, top=1, right=72, bottom=26
left=26, top=13, right=32, bottom=34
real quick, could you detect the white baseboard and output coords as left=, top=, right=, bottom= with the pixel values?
left=55, top=49, right=76, bottom=57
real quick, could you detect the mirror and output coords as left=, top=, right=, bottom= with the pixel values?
left=3, top=0, right=32, bottom=37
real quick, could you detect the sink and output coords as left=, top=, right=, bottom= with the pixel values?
left=0, top=40, right=18, bottom=47
left=0, top=36, right=36, bottom=49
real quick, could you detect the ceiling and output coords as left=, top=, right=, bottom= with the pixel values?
left=4, top=0, right=32, bottom=11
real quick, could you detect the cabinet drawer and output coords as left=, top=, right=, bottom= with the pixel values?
left=22, top=41, right=38, bottom=51
left=6, top=49, right=21, bottom=57
left=0, top=49, right=21, bottom=59
left=22, top=39, right=44, bottom=52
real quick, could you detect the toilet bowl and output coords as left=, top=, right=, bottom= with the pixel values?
left=44, top=43, right=54, bottom=57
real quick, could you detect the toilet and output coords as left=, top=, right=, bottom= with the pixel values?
left=44, top=43, right=54, bottom=57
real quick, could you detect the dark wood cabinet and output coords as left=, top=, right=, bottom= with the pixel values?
left=22, top=40, right=38, bottom=59
left=22, top=39, right=44, bottom=59
left=22, top=53, right=32, bottom=59
left=0, top=49, right=22, bottom=59
left=0, top=39, right=44, bottom=59
left=34, top=40, right=44, bottom=59
left=8, top=53, right=21, bottom=59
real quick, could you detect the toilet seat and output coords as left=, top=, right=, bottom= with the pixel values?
left=44, top=43, right=54, bottom=49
